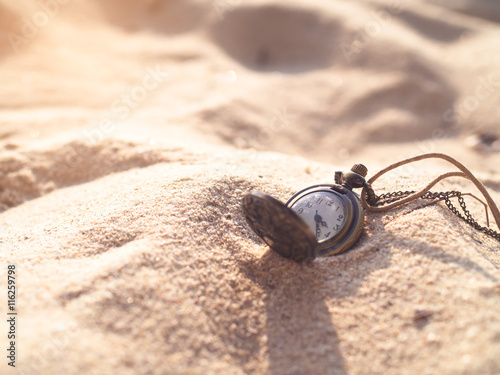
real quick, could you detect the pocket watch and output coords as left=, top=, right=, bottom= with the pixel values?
left=242, top=164, right=368, bottom=262
left=242, top=153, right=500, bottom=262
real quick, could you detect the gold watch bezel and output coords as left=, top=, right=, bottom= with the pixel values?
left=286, top=184, right=364, bottom=256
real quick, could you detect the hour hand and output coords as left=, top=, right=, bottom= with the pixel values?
left=315, top=210, right=328, bottom=228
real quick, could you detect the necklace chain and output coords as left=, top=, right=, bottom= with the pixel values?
left=368, top=190, right=500, bottom=242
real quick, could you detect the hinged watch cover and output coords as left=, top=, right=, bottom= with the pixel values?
left=242, top=191, right=318, bottom=262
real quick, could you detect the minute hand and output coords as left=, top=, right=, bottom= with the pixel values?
left=314, top=210, right=323, bottom=237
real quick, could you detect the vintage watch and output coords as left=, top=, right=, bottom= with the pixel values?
left=242, top=164, right=368, bottom=262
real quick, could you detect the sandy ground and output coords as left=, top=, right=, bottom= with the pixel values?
left=1, top=0, right=500, bottom=374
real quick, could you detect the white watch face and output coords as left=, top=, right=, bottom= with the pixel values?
left=290, top=191, right=347, bottom=242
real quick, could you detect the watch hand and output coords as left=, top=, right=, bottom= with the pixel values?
left=315, top=210, right=328, bottom=229
left=315, top=210, right=323, bottom=237
left=314, top=210, right=321, bottom=223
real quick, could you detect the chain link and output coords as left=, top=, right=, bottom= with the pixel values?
left=370, top=190, right=500, bottom=242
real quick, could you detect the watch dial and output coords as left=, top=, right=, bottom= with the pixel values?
left=290, top=191, right=347, bottom=242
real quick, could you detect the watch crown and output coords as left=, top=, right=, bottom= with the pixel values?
left=351, top=164, right=367, bottom=177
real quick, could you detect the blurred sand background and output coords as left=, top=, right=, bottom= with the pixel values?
left=1, top=0, right=500, bottom=374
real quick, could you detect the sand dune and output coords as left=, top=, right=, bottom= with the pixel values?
left=1, top=1, right=500, bottom=374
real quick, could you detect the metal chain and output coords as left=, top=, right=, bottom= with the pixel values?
left=370, top=190, right=500, bottom=242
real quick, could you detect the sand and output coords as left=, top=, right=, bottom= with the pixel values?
left=1, top=0, right=500, bottom=374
